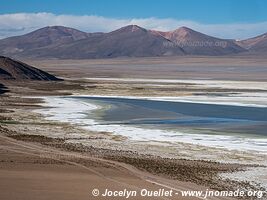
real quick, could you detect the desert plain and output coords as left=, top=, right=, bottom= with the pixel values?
left=1, top=55, right=267, bottom=200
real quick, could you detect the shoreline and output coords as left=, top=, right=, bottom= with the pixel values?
left=32, top=95, right=267, bottom=190
left=85, top=78, right=267, bottom=90
left=70, top=94, right=267, bottom=108
left=35, top=95, right=267, bottom=154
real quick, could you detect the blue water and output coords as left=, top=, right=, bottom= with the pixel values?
left=72, top=96, right=267, bottom=137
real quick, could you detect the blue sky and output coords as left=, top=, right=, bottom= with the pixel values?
left=1, top=0, right=267, bottom=23
left=0, top=0, right=267, bottom=39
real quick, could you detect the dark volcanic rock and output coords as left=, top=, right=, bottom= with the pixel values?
left=0, top=56, right=62, bottom=81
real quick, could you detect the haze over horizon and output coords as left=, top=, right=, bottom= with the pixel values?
left=0, top=0, right=267, bottom=40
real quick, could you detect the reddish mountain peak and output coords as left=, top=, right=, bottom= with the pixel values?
left=237, top=32, right=267, bottom=50
left=164, top=26, right=223, bottom=43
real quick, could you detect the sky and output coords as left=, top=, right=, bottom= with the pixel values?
left=0, top=0, right=267, bottom=39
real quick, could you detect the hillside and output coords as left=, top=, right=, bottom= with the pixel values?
left=0, top=56, right=62, bottom=81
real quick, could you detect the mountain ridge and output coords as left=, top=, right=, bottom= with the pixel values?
left=0, top=25, right=266, bottom=58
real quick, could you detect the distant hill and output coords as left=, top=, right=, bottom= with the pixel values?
left=236, top=32, right=267, bottom=53
left=3, top=25, right=267, bottom=59
left=0, top=56, right=62, bottom=81
left=152, top=27, right=245, bottom=55
left=0, top=26, right=89, bottom=58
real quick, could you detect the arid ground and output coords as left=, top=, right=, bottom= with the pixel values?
left=1, top=56, right=267, bottom=200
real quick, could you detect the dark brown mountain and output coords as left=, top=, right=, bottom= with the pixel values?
left=0, top=26, right=89, bottom=57
left=236, top=33, right=267, bottom=52
left=0, top=25, right=253, bottom=59
left=15, top=25, right=185, bottom=59
left=152, top=27, right=246, bottom=55
left=0, top=56, right=62, bottom=81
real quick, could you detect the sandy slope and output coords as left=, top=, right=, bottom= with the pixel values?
left=0, top=133, right=235, bottom=200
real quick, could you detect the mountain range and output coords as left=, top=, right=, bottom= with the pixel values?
left=0, top=25, right=266, bottom=59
